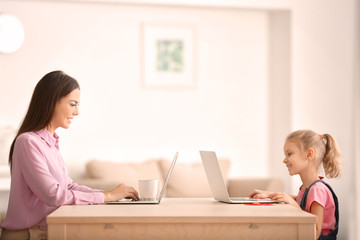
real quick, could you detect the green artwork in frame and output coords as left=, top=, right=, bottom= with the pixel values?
left=156, top=40, right=184, bottom=73
left=141, top=23, right=196, bottom=89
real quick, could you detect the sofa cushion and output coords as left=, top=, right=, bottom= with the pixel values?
left=84, top=159, right=164, bottom=192
left=159, top=158, right=231, bottom=197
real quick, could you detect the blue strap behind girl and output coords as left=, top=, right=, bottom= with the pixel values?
left=300, top=179, right=339, bottom=240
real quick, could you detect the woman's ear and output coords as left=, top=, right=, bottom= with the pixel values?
left=306, top=148, right=315, bottom=160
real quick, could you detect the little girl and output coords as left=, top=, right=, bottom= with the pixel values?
left=249, top=130, right=341, bottom=240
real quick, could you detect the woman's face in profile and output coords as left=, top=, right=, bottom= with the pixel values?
left=51, top=88, right=80, bottom=131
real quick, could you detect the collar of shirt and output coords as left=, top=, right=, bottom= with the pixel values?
left=35, top=129, right=60, bottom=149
left=296, top=176, right=325, bottom=201
left=298, top=176, right=325, bottom=191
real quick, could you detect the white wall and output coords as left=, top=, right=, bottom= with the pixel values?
left=355, top=0, right=360, bottom=236
left=0, top=0, right=358, bottom=239
left=0, top=0, right=269, bottom=178
left=291, top=1, right=358, bottom=239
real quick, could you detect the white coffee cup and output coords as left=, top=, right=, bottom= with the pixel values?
left=138, top=179, right=158, bottom=201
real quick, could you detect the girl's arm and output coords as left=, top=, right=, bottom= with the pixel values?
left=289, top=194, right=297, bottom=200
left=310, top=202, right=324, bottom=239
left=268, top=192, right=300, bottom=208
left=249, top=190, right=298, bottom=202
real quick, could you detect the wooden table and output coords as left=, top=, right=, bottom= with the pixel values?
left=47, top=198, right=316, bottom=240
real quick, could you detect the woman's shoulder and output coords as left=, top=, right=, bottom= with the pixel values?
left=16, top=130, right=46, bottom=146
left=17, top=131, right=40, bottom=142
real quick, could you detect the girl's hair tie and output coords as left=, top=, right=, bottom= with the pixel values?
left=320, top=134, right=327, bottom=145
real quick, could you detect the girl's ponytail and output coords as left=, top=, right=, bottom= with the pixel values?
left=322, top=134, right=341, bottom=178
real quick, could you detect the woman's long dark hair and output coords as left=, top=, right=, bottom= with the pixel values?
left=9, top=71, right=80, bottom=170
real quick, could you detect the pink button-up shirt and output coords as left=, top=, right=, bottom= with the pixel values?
left=1, top=129, right=104, bottom=230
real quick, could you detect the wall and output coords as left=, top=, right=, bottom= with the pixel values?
left=291, top=0, right=358, bottom=239
left=0, top=1, right=269, bottom=178
left=355, top=0, right=360, bottom=236
left=0, top=0, right=358, bottom=239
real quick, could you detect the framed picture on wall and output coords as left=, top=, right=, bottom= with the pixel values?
left=140, top=23, right=196, bottom=90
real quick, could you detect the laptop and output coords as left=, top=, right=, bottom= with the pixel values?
left=200, top=151, right=275, bottom=204
left=106, top=152, right=178, bottom=204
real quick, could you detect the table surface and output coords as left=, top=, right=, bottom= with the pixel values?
left=47, top=198, right=316, bottom=224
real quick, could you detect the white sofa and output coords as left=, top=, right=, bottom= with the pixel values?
left=75, top=158, right=284, bottom=198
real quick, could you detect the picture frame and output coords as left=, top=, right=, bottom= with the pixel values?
left=140, top=23, right=196, bottom=90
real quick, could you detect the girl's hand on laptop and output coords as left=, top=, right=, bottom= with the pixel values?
left=248, top=189, right=272, bottom=199
left=103, top=183, right=140, bottom=202
left=268, top=192, right=299, bottom=208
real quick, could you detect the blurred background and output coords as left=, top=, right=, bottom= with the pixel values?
left=0, top=0, right=359, bottom=239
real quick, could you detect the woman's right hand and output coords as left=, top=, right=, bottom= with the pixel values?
left=248, top=189, right=272, bottom=199
left=103, top=183, right=140, bottom=202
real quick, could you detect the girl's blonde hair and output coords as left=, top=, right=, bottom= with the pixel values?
left=286, top=130, right=341, bottom=178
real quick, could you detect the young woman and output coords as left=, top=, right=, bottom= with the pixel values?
left=0, top=71, right=139, bottom=240
left=249, top=130, right=341, bottom=240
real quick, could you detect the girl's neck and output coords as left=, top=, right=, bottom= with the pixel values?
left=300, top=171, right=320, bottom=190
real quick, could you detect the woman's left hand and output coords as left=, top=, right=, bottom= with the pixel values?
left=103, top=183, right=140, bottom=202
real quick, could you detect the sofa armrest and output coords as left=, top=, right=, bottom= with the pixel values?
left=227, top=178, right=284, bottom=197
left=74, top=178, right=120, bottom=191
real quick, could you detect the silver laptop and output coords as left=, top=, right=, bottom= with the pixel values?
left=200, top=151, right=275, bottom=204
left=106, top=152, right=178, bottom=204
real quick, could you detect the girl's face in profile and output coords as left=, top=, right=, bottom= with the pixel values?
left=50, top=88, right=80, bottom=132
left=283, top=140, right=308, bottom=176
